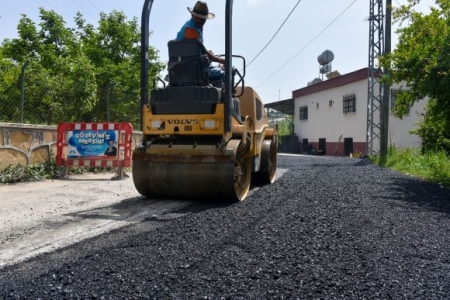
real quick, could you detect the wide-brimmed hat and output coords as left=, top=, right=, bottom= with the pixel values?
left=188, top=1, right=215, bottom=19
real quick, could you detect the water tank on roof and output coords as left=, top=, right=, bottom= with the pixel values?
left=318, top=50, right=334, bottom=65
left=320, top=64, right=331, bottom=74
left=307, top=78, right=323, bottom=86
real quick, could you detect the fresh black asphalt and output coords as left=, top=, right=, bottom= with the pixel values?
left=1, top=155, right=449, bottom=299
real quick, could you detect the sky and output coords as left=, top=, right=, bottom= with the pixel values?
left=0, top=0, right=434, bottom=104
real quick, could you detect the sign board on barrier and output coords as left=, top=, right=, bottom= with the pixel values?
left=56, top=122, right=133, bottom=179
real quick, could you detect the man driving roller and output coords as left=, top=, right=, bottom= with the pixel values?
left=175, top=1, right=225, bottom=80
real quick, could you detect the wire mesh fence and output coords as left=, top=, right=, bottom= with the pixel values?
left=0, top=79, right=141, bottom=129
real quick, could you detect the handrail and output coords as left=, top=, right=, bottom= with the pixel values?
left=224, top=0, right=233, bottom=132
left=140, top=0, right=153, bottom=131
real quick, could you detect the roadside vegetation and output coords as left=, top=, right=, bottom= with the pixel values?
left=0, top=161, right=115, bottom=184
left=370, top=147, right=450, bottom=188
left=369, top=0, right=450, bottom=189
left=0, top=162, right=58, bottom=184
left=380, top=0, right=450, bottom=155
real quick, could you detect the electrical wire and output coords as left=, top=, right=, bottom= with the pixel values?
left=32, top=0, right=72, bottom=20
left=255, top=0, right=359, bottom=89
left=72, top=0, right=97, bottom=20
left=247, top=0, right=303, bottom=68
left=85, top=0, right=101, bottom=14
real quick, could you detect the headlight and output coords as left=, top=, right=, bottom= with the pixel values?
left=204, top=120, right=215, bottom=129
left=152, top=120, right=161, bottom=129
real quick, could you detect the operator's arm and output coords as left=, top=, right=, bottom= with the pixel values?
left=184, top=28, right=226, bottom=65
left=207, top=50, right=226, bottom=65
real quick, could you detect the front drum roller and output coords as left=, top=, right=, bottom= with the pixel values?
left=132, top=140, right=252, bottom=202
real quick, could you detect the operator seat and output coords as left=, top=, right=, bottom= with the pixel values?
left=167, top=39, right=210, bottom=87
left=149, top=40, right=221, bottom=115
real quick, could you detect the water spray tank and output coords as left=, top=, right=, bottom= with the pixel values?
left=318, top=50, right=334, bottom=65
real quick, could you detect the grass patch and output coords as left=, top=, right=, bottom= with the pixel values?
left=370, top=148, right=450, bottom=188
left=0, top=161, right=117, bottom=185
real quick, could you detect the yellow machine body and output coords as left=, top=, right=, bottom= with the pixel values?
left=132, top=86, right=278, bottom=201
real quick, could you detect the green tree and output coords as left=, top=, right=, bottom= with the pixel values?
left=381, top=0, right=450, bottom=154
left=75, top=10, right=163, bottom=125
left=1, top=9, right=97, bottom=124
left=276, top=117, right=294, bottom=138
left=268, top=111, right=293, bottom=148
left=0, top=8, right=163, bottom=127
left=0, top=47, right=21, bottom=122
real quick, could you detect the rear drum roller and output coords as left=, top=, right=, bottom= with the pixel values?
left=252, top=139, right=277, bottom=185
left=234, top=155, right=252, bottom=201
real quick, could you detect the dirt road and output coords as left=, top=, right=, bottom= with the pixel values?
left=0, top=172, right=196, bottom=268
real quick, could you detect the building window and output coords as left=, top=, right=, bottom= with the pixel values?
left=343, top=94, right=356, bottom=114
left=299, top=106, right=308, bottom=120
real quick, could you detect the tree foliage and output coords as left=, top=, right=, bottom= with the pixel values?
left=0, top=8, right=164, bottom=127
left=276, top=117, right=294, bottom=138
left=380, top=0, right=450, bottom=154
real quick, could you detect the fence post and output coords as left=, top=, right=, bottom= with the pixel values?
left=106, top=83, right=111, bottom=122
left=20, top=61, right=29, bottom=123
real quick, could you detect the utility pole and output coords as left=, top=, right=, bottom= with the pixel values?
left=366, top=0, right=384, bottom=155
left=380, top=0, right=392, bottom=162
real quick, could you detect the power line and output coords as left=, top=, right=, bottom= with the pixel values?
left=72, top=0, right=97, bottom=20
left=247, top=0, right=303, bottom=68
left=85, top=0, right=101, bottom=14
left=256, top=0, right=359, bottom=89
left=32, top=0, right=72, bottom=20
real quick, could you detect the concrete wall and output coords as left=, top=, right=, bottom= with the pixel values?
left=0, top=123, right=142, bottom=170
left=389, top=99, right=425, bottom=149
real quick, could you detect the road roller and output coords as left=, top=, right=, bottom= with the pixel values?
left=133, top=0, right=278, bottom=201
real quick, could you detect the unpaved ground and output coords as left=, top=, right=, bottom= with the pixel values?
left=0, top=172, right=196, bottom=268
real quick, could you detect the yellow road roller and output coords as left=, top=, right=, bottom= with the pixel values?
left=133, top=0, right=278, bottom=201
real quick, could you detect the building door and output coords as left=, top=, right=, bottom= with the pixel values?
left=319, top=138, right=326, bottom=155
left=344, top=138, right=353, bottom=156
left=302, top=138, right=308, bottom=153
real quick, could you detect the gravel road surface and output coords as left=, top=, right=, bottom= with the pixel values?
left=0, top=154, right=449, bottom=299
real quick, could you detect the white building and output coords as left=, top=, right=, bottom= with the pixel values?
left=268, top=67, right=426, bottom=156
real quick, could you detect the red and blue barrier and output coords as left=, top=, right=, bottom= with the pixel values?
left=56, top=122, right=133, bottom=177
